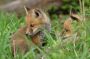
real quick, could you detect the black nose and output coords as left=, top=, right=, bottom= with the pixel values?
left=25, top=33, right=29, bottom=36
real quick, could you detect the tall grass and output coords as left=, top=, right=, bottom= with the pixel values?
left=0, top=0, right=90, bottom=59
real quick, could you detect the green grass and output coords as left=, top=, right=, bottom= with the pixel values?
left=0, top=11, right=90, bottom=59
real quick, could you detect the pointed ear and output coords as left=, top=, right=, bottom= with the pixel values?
left=34, top=9, right=42, bottom=18
left=24, top=6, right=30, bottom=15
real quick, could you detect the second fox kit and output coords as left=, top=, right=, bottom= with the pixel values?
left=61, top=17, right=72, bottom=38
left=61, top=13, right=81, bottom=38
left=11, top=8, right=51, bottom=56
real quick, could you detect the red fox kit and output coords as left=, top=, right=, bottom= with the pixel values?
left=61, top=17, right=72, bottom=38
left=61, top=13, right=81, bottom=38
left=25, top=8, right=51, bottom=45
left=11, top=8, right=51, bottom=57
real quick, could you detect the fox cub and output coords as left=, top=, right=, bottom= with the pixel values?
left=11, top=8, right=51, bottom=56
left=61, top=17, right=72, bottom=38
left=61, top=13, right=81, bottom=38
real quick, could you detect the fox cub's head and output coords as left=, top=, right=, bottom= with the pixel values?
left=25, top=8, right=48, bottom=36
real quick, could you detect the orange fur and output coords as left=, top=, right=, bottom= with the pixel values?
left=61, top=17, right=72, bottom=37
left=11, top=8, right=51, bottom=57
left=11, top=27, right=29, bottom=57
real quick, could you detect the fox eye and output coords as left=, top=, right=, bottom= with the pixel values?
left=30, top=24, right=34, bottom=27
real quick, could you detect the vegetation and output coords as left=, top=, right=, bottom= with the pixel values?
left=0, top=0, right=90, bottom=59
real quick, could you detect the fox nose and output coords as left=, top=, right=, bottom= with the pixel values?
left=25, top=33, right=29, bottom=36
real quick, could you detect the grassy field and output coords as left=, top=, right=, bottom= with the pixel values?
left=0, top=11, right=90, bottom=59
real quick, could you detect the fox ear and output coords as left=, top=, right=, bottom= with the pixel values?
left=24, top=6, right=30, bottom=15
left=35, top=10, right=40, bottom=18
left=34, top=9, right=42, bottom=18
